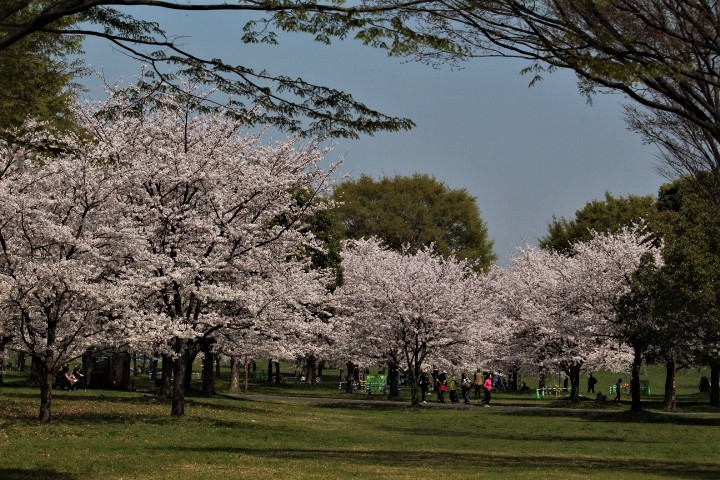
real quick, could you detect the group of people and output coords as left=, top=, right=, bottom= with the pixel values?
left=53, top=365, right=85, bottom=391
left=588, top=373, right=623, bottom=402
left=418, top=368, right=494, bottom=406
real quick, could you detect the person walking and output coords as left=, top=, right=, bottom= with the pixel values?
left=419, top=370, right=430, bottom=403
left=482, top=372, right=494, bottom=406
left=587, top=373, right=597, bottom=393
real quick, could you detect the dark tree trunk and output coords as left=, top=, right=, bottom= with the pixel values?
left=184, top=349, right=198, bottom=391
left=710, top=362, right=720, bottom=406
left=35, top=354, right=53, bottom=423
left=229, top=357, right=241, bottom=392
left=16, top=352, right=26, bottom=372
left=568, top=365, right=581, bottom=402
left=274, top=361, right=281, bottom=385
left=305, top=355, right=315, bottom=384
left=630, top=346, right=643, bottom=412
left=150, top=358, right=158, bottom=380
left=345, top=361, right=355, bottom=393
left=29, top=355, right=40, bottom=384
left=663, top=354, right=677, bottom=410
left=244, top=357, right=250, bottom=393
left=409, top=367, right=420, bottom=406
left=171, top=341, right=192, bottom=416
left=388, top=362, right=399, bottom=398
left=202, top=345, right=215, bottom=396
left=317, top=361, right=324, bottom=379
left=0, top=348, right=5, bottom=386
left=159, top=355, right=173, bottom=399
left=267, top=359, right=273, bottom=383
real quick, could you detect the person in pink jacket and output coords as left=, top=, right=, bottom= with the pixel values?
left=482, top=373, right=494, bottom=406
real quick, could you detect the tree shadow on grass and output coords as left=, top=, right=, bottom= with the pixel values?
left=498, top=409, right=720, bottom=427
left=162, top=446, right=720, bottom=479
left=0, top=468, right=80, bottom=480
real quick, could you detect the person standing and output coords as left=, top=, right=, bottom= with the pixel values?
left=615, top=378, right=623, bottom=402
left=449, top=374, right=459, bottom=404
left=482, top=372, right=493, bottom=406
left=461, top=372, right=472, bottom=404
left=419, top=370, right=430, bottom=403
left=474, top=368, right=483, bottom=401
left=437, top=371, right=448, bottom=403
left=587, top=373, right=597, bottom=393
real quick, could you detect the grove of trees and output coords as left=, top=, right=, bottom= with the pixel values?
left=4, top=0, right=720, bottom=425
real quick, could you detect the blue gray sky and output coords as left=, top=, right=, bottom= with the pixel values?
left=79, top=9, right=666, bottom=263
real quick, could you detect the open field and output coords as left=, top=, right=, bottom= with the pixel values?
left=1, top=367, right=719, bottom=480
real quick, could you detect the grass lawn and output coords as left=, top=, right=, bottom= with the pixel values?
left=1, top=366, right=719, bottom=480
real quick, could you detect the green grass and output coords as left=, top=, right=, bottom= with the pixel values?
left=1, top=367, right=719, bottom=480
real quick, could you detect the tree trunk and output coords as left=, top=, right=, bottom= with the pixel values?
left=710, top=362, right=720, bottom=406
left=630, top=346, right=643, bottom=412
left=267, top=359, right=273, bottom=383
left=388, top=362, right=399, bottom=398
left=171, top=341, right=190, bottom=416
left=538, top=365, right=546, bottom=389
left=202, top=345, right=215, bottom=396
left=16, top=352, right=26, bottom=372
left=0, top=347, right=5, bottom=386
left=345, top=361, right=355, bottom=393
left=35, top=354, right=53, bottom=423
left=29, top=355, right=40, bottom=384
left=150, top=358, right=158, bottom=380
left=274, top=361, right=281, bottom=385
left=229, top=357, right=241, bottom=392
left=305, top=355, right=315, bottom=384
left=244, top=356, right=250, bottom=393
left=663, top=354, right=677, bottom=410
left=184, top=350, right=198, bottom=391
left=409, top=364, right=420, bottom=406
left=159, top=355, right=173, bottom=399
left=568, top=365, right=581, bottom=402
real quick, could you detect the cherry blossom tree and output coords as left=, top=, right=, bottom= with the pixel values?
left=491, top=227, right=660, bottom=401
left=216, top=256, right=335, bottom=392
left=332, top=237, right=493, bottom=405
left=0, top=130, right=137, bottom=422
left=79, top=85, right=340, bottom=416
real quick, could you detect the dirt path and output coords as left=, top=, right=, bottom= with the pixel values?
left=221, top=393, right=720, bottom=417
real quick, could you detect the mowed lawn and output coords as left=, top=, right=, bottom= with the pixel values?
left=1, top=371, right=719, bottom=480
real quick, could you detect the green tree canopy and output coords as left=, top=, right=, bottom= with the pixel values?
left=331, top=173, right=496, bottom=271
left=539, top=192, right=656, bottom=253
left=0, top=14, right=83, bottom=135
left=654, top=177, right=720, bottom=405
